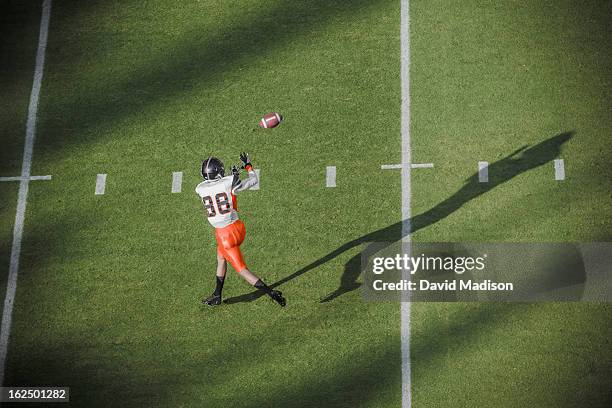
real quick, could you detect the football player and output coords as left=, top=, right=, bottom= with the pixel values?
left=196, top=153, right=286, bottom=307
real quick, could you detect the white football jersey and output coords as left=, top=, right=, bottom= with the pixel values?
left=195, top=169, right=259, bottom=228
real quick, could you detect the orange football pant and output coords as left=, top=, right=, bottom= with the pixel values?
left=215, top=220, right=247, bottom=272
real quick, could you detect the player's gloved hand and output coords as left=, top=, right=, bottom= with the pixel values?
left=231, top=164, right=240, bottom=176
left=240, top=152, right=252, bottom=170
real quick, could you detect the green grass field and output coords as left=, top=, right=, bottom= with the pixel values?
left=1, top=0, right=611, bottom=407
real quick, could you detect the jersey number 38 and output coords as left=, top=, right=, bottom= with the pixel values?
left=202, top=192, right=231, bottom=217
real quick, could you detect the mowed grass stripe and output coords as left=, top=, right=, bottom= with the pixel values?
left=7, top=1, right=403, bottom=407
left=410, top=0, right=611, bottom=406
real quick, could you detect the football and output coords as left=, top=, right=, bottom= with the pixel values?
left=259, top=112, right=282, bottom=128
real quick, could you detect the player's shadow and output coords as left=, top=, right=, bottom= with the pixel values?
left=224, top=131, right=574, bottom=304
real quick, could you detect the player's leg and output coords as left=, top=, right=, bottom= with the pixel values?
left=235, top=267, right=258, bottom=285
left=224, top=247, right=286, bottom=307
left=213, top=250, right=227, bottom=295
left=216, top=251, right=227, bottom=278
left=203, top=248, right=228, bottom=306
left=238, top=267, right=287, bottom=306
left=211, top=220, right=286, bottom=306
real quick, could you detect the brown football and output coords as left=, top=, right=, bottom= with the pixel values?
left=259, top=112, right=282, bottom=128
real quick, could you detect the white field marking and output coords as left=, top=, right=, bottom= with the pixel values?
left=381, top=163, right=433, bottom=170
left=326, top=166, right=336, bottom=187
left=554, top=159, right=565, bottom=181
left=381, top=164, right=403, bottom=170
left=400, top=0, right=412, bottom=407
left=251, top=169, right=260, bottom=190
left=95, top=174, right=107, bottom=195
left=171, top=171, right=183, bottom=193
left=0, top=0, right=52, bottom=387
left=478, top=161, right=489, bottom=183
left=27, top=175, right=52, bottom=181
left=0, top=175, right=52, bottom=182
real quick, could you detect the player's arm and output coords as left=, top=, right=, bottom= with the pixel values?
left=232, top=152, right=259, bottom=194
left=231, top=165, right=241, bottom=189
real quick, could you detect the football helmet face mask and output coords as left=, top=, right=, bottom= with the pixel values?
left=201, top=157, right=225, bottom=181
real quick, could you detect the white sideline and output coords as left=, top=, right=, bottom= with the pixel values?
left=326, top=166, right=336, bottom=187
left=0, top=0, right=52, bottom=387
left=400, top=0, right=412, bottom=407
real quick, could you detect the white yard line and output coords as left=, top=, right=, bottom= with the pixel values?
left=171, top=171, right=183, bottom=193
left=554, top=159, right=565, bottom=181
left=400, top=0, right=412, bottom=407
left=0, top=0, right=52, bottom=387
left=326, top=166, right=336, bottom=187
left=478, top=161, right=489, bottom=183
left=95, top=174, right=107, bottom=195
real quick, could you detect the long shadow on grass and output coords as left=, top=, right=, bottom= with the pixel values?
left=225, top=131, right=574, bottom=304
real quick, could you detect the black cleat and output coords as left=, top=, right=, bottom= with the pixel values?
left=269, top=290, right=286, bottom=307
left=203, top=294, right=222, bottom=306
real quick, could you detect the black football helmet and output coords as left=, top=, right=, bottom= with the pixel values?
left=201, top=157, right=225, bottom=180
